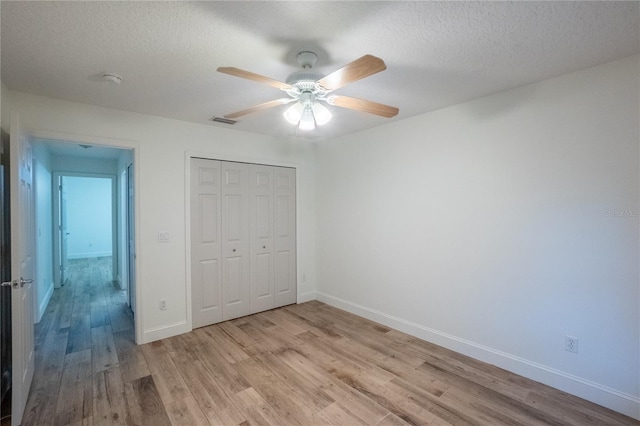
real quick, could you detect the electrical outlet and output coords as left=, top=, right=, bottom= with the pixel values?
left=565, top=335, right=578, bottom=353
left=159, top=299, right=167, bottom=311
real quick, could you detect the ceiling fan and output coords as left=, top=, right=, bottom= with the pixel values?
left=217, top=51, right=399, bottom=131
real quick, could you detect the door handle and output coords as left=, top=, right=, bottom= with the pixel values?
left=1, top=278, right=32, bottom=289
left=1, top=281, right=15, bottom=289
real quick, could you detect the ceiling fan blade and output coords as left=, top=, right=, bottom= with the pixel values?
left=224, top=98, right=293, bottom=119
left=217, top=67, right=292, bottom=90
left=317, top=55, right=387, bottom=91
left=327, top=95, right=399, bottom=118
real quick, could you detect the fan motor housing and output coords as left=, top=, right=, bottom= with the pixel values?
left=285, top=70, right=324, bottom=87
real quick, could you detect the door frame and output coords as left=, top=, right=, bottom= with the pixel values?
left=27, top=130, right=141, bottom=344
left=184, top=151, right=300, bottom=332
left=126, top=163, right=135, bottom=315
left=0, top=129, right=10, bottom=412
left=52, top=172, right=118, bottom=287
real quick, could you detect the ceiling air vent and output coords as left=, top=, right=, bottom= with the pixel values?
left=210, top=116, right=237, bottom=125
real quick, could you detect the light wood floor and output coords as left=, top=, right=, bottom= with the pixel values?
left=19, top=259, right=638, bottom=426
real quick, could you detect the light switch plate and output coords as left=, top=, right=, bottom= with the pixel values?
left=158, top=231, right=170, bottom=242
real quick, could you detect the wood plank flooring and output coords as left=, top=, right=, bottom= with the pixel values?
left=19, top=258, right=639, bottom=425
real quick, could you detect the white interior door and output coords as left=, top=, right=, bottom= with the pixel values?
left=274, top=167, right=296, bottom=308
left=8, top=113, right=35, bottom=426
left=190, top=158, right=223, bottom=327
left=221, top=161, right=250, bottom=321
left=249, top=165, right=275, bottom=313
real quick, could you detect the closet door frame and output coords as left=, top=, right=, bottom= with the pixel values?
left=185, top=154, right=298, bottom=331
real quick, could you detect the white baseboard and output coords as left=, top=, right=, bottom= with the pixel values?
left=115, top=274, right=126, bottom=290
left=297, top=291, right=317, bottom=303
left=68, top=251, right=113, bottom=260
left=36, top=281, right=54, bottom=323
left=141, top=320, right=189, bottom=344
left=142, top=293, right=318, bottom=345
left=316, top=291, right=640, bottom=421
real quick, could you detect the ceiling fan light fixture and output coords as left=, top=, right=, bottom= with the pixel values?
left=217, top=52, right=398, bottom=132
left=284, top=102, right=304, bottom=125
left=298, top=106, right=315, bottom=131
left=311, top=102, right=332, bottom=126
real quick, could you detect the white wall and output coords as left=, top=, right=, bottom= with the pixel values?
left=52, top=155, right=118, bottom=175
left=1, top=89, right=317, bottom=346
left=316, top=55, right=639, bottom=418
left=64, top=176, right=113, bottom=259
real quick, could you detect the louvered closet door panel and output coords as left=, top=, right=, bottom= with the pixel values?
left=190, top=158, right=223, bottom=328
left=249, top=165, right=275, bottom=313
left=273, top=167, right=297, bottom=308
left=221, top=162, right=251, bottom=321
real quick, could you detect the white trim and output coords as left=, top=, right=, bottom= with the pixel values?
left=187, top=150, right=299, bottom=170
left=297, top=291, right=316, bottom=304
left=68, top=251, right=113, bottom=260
left=36, top=281, right=54, bottom=323
left=141, top=320, right=189, bottom=344
left=115, top=274, right=125, bottom=290
left=183, top=154, right=193, bottom=333
left=28, top=129, right=139, bottom=149
left=315, top=291, right=640, bottom=421
left=52, top=171, right=117, bottom=288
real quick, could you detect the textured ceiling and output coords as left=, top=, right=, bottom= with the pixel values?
left=2, top=1, right=639, bottom=141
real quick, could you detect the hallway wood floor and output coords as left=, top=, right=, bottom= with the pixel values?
left=19, top=259, right=638, bottom=426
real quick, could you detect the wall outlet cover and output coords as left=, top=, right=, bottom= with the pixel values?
left=565, top=335, right=578, bottom=353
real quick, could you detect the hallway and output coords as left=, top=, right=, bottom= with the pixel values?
left=22, top=257, right=134, bottom=425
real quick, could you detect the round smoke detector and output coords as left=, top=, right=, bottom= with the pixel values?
left=102, top=73, right=122, bottom=85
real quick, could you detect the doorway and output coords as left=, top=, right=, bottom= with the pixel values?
left=0, top=136, right=138, bottom=424
left=54, top=174, right=116, bottom=287
left=39, top=140, right=136, bottom=321
left=2, top=134, right=137, bottom=424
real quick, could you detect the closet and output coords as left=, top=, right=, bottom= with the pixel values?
left=190, top=158, right=296, bottom=328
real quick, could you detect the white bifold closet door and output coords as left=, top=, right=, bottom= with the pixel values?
left=250, top=165, right=297, bottom=313
left=191, top=158, right=223, bottom=327
left=221, top=161, right=251, bottom=321
left=191, top=158, right=296, bottom=328
left=271, top=166, right=296, bottom=308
